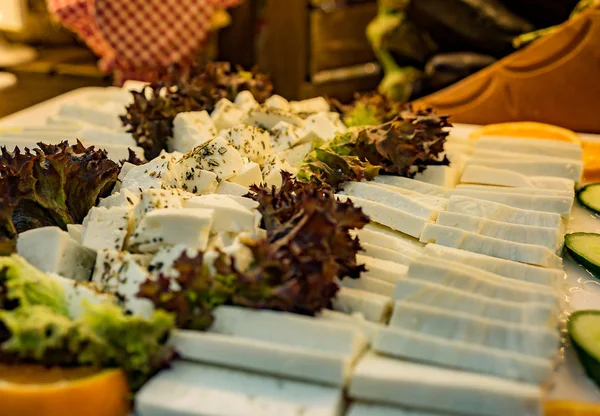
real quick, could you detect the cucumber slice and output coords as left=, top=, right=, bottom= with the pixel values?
left=565, top=233, right=600, bottom=277
left=577, top=183, right=600, bottom=214
left=569, top=310, right=600, bottom=388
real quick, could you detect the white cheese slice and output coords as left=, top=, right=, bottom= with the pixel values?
left=336, top=195, right=430, bottom=238
left=234, top=90, right=259, bottom=112
left=136, top=361, right=343, bottom=416
left=373, top=326, right=552, bottom=384
left=76, top=126, right=136, bottom=147
left=346, top=403, right=440, bottom=416
left=353, top=227, right=424, bottom=255
left=17, top=227, right=96, bottom=282
left=281, top=142, right=312, bottom=167
left=465, top=157, right=583, bottom=183
left=172, top=306, right=367, bottom=386
left=413, top=166, right=460, bottom=189
left=229, top=161, right=263, bottom=187
left=356, top=255, right=408, bottom=284
left=460, top=164, right=576, bottom=191
left=476, top=136, right=582, bottom=160
left=372, top=176, right=447, bottom=197
left=219, top=125, right=272, bottom=164
left=448, top=188, right=573, bottom=216
left=389, top=301, right=560, bottom=359
left=362, top=223, right=424, bottom=249
left=66, top=224, right=83, bottom=244
left=120, top=154, right=178, bottom=191
left=407, top=255, right=558, bottom=305
left=183, top=194, right=255, bottom=233
left=341, top=182, right=439, bottom=220
left=349, top=352, right=542, bottom=416
left=99, top=188, right=140, bottom=209
left=271, top=121, right=300, bottom=152
left=423, top=244, right=560, bottom=287
left=317, top=310, right=383, bottom=345
left=362, top=243, right=419, bottom=266
left=436, top=211, right=562, bottom=251
left=211, top=98, right=245, bottom=131
left=290, top=97, right=330, bottom=114
left=338, top=275, right=395, bottom=297
left=58, top=102, right=124, bottom=131
left=81, top=206, right=131, bottom=251
left=179, top=137, right=245, bottom=181
left=243, top=105, right=304, bottom=129
left=265, top=94, right=291, bottom=111
left=332, top=287, right=393, bottom=323
left=129, top=208, right=213, bottom=252
left=216, top=181, right=250, bottom=196
left=419, top=223, right=562, bottom=268
left=447, top=195, right=562, bottom=229
left=48, top=273, right=115, bottom=319
left=444, top=141, right=474, bottom=154
left=296, top=112, right=342, bottom=144
left=456, top=184, right=573, bottom=198
left=392, top=278, right=556, bottom=327
left=471, top=147, right=580, bottom=163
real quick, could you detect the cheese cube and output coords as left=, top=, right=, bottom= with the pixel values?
left=129, top=208, right=214, bottom=253
left=67, top=224, right=83, bottom=244
left=211, top=99, right=245, bottom=131
left=290, top=97, right=330, bottom=114
left=234, top=90, right=259, bottom=112
left=81, top=206, right=132, bottom=251
left=183, top=195, right=255, bottom=233
left=270, top=121, right=300, bottom=152
left=262, top=156, right=297, bottom=188
left=148, top=244, right=199, bottom=278
left=48, top=273, right=115, bottom=319
left=296, top=112, right=342, bottom=144
left=171, top=111, right=217, bottom=153
left=229, top=162, right=263, bottom=187
left=120, top=154, right=178, bottom=191
left=216, top=181, right=250, bottom=196
left=131, top=188, right=183, bottom=231
left=282, top=142, right=312, bottom=167
left=264, top=94, right=291, bottom=111
left=243, top=105, right=304, bottom=130
left=170, top=158, right=218, bottom=195
left=219, top=125, right=272, bottom=164
left=76, top=126, right=136, bottom=147
left=180, top=137, right=244, bottom=181
left=17, top=227, right=96, bottom=282
left=112, top=162, right=136, bottom=194
left=99, top=188, right=139, bottom=209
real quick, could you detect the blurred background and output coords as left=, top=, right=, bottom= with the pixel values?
left=0, top=0, right=591, bottom=118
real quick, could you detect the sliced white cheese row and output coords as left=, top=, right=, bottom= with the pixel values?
left=419, top=223, right=562, bottom=268
left=346, top=403, right=441, bottom=416
left=136, top=361, right=343, bottom=416
left=475, top=136, right=583, bottom=160
left=171, top=306, right=368, bottom=386
left=456, top=184, right=573, bottom=198
left=348, top=353, right=542, bottom=416
left=460, top=165, right=575, bottom=190
left=372, top=176, right=447, bottom=197
left=464, top=157, right=582, bottom=183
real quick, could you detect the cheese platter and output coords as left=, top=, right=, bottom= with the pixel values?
left=1, top=65, right=600, bottom=416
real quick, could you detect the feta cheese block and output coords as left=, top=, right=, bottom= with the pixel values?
left=372, top=176, right=447, bottom=197
left=392, top=278, right=556, bottom=327
left=17, top=227, right=96, bottom=282
left=419, top=224, right=562, bottom=268
left=373, top=326, right=553, bottom=384
left=131, top=189, right=183, bottom=231
left=290, top=97, right=330, bottom=114
left=216, top=180, right=250, bottom=196
left=172, top=306, right=368, bottom=386
left=362, top=243, right=419, bottom=266
left=460, top=165, right=575, bottom=190
left=447, top=196, right=562, bottom=229
left=389, top=301, right=560, bottom=359
left=179, top=137, right=245, bottom=181
left=262, top=156, right=298, bottom=188
left=465, top=157, right=583, bottom=183
left=264, top=94, right=291, bottom=111
left=229, top=161, right=263, bottom=187
left=475, top=136, right=583, bottom=160
left=456, top=184, right=574, bottom=198
left=332, top=287, right=393, bottom=323
left=335, top=195, right=431, bottom=238
left=99, top=188, right=140, bottom=209
left=448, top=189, right=573, bottom=216
left=243, top=105, right=304, bottom=129
left=48, top=273, right=115, bottom=319
left=341, top=182, right=439, bottom=220
left=219, top=125, right=272, bottom=164
left=349, top=353, right=542, bottom=416
left=234, top=90, right=259, bottom=112
left=413, top=166, right=460, bottom=189
left=271, top=121, right=301, bottom=152
left=338, top=275, right=396, bottom=297
left=407, top=256, right=558, bottom=306
left=435, top=211, right=562, bottom=251
left=81, top=206, right=132, bottom=251
left=281, top=142, right=312, bottom=167
left=211, top=98, right=245, bottom=131
left=136, top=361, right=343, bottom=416
left=296, top=112, right=342, bottom=144
left=356, top=255, right=408, bottom=285
left=148, top=244, right=195, bottom=278
left=317, top=310, right=384, bottom=345
left=423, top=244, right=560, bottom=287
left=120, top=154, right=178, bottom=191
left=170, top=160, right=218, bottom=195
left=112, top=161, right=136, bottom=193
left=183, top=194, right=256, bottom=233
left=129, top=208, right=213, bottom=252
left=66, top=224, right=83, bottom=244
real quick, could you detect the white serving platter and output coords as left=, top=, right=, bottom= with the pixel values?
left=2, top=88, right=600, bottom=407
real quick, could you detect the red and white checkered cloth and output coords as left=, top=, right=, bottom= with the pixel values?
left=47, top=0, right=240, bottom=84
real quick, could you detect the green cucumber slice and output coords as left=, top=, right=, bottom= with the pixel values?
left=578, top=183, right=600, bottom=214
left=565, top=233, right=600, bottom=277
left=569, top=310, right=600, bottom=388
